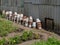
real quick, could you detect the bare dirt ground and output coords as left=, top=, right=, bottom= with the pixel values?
left=18, top=39, right=40, bottom=45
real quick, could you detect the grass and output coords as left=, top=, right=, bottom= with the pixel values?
left=0, top=17, right=19, bottom=37
left=0, top=14, right=5, bottom=18
left=32, top=37, right=60, bottom=45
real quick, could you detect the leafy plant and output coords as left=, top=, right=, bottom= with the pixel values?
left=34, top=33, right=40, bottom=39
left=0, top=38, right=7, bottom=45
left=8, top=36, right=21, bottom=45
left=21, top=31, right=29, bottom=41
left=28, top=31, right=34, bottom=40
left=21, top=31, right=40, bottom=41
left=31, top=37, right=60, bottom=45
left=46, top=37, right=60, bottom=45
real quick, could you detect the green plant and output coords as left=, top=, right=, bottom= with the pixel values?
left=0, top=38, right=7, bottom=45
left=34, top=33, right=40, bottom=39
left=8, top=38, right=16, bottom=45
left=0, top=18, right=19, bottom=37
left=0, top=14, right=5, bottom=18
left=28, top=31, right=34, bottom=40
left=21, top=31, right=40, bottom=41
left=21, top=31, right=29, bottom=41
left=0, top=31, right=8, bottom=37
left=31, top=37, right=60, bottom=45
left=46, top=37, right=60, bottom=45
left=8, top=36, right=21, bottom=45
left=13, top=35, right=22, bottom=44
